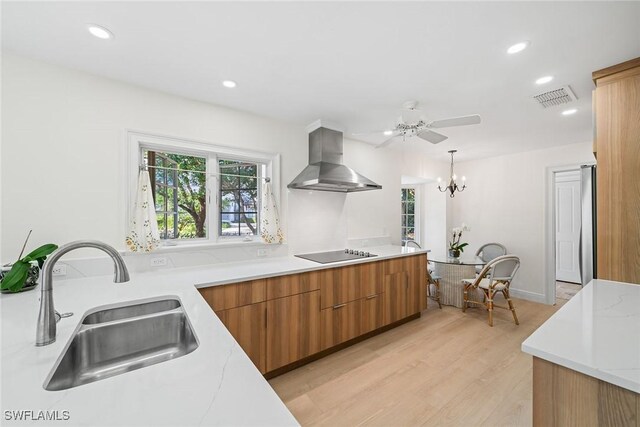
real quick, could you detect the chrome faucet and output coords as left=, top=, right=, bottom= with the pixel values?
left=36, top=240, right=130, bottom=346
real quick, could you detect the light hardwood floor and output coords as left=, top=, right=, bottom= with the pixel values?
left=269, top=297, right=560, bottom=426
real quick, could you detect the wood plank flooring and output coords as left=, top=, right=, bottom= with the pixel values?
left=269, top=297, right=560, bottom=426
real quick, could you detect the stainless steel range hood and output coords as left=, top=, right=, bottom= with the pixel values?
left=288, top=126, right=382, bottom=193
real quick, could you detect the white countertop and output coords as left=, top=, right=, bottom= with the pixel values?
left=0, top=245, right=428, bottom=426
left=522, top=279, right=640, bottom=394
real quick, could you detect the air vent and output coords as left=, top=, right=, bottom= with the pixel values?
left=533, top=85, right=578, bottom=108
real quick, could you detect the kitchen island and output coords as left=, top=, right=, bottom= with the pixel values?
left=0, top=245, right=428, bottom=426
left=522, top=279, right=640, bottom=426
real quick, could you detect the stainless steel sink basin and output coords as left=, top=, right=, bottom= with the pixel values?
left=44, top=297, right=199, bottom=391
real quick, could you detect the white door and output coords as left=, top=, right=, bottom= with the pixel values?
left=555, top=171, right=582, bottom=283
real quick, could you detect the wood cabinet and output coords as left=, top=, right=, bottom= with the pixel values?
left=266, top=271, right=319, bottom=299
left=199, top=254, right=426, bottom=377
left=216, top=303, right=266, bottom=373
left=198, top=279, right=266, bottom=311
left=592, top=57, right=640, bottom=284
left=533, top=357, right=639, bottom=427
left=319, top=264, right=361, bottom=309
left=266, top=291, right=321, bottom=372
left=321, top=299, right=361, bottom=350
left=361, top=293, right=385, bottom=334
left=382, top=255, right=426, bottom=324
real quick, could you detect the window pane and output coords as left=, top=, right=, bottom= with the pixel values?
left=220, top=190, right=239, bottom=212
left=239, top=190, right=258, bottom=212
left=218, top=159, right=260, bottom=237
left=405, top=227, right=415, bottom=240
left=145, top=149, right=207, bottom=240
left=407, top=215, right=415, bottom=228
left=406, top=202, right=415, bottom=215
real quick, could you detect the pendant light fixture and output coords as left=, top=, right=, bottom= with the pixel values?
left=437, top=150, right=466, bottom=198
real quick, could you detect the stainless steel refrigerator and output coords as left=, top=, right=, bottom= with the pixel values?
left=579, top=165, right=597, bottom=285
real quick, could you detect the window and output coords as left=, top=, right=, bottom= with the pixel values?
left=145, top=150, right=207, bottom=240
left=219, top=159, right=262, bottom=237
left=401, top=187, right=419, bottom=244
left=129, top=132, right=279, bottom=245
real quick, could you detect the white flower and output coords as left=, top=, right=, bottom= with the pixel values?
left=461, top=222, right=470, bottom=232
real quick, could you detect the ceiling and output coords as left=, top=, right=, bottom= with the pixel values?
left=3, top=2, right=640, bottom=161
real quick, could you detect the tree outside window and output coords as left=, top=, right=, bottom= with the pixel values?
left=401, top=188, right=417, bottom=243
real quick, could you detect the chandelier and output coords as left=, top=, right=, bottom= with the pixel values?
left=438, top=150, right=466, bottom=198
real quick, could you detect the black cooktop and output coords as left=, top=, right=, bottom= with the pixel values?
left=295, top=249, right=377, bottom=264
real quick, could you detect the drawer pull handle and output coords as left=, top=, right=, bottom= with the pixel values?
left=366, top=294, right=378, bottom=299
left=333, top=303, right=347, bottom=309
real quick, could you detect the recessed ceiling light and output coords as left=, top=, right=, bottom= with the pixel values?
left=562, top=108, right=578, bottom=116
left=87, top=24, right=113, bottom=40
left=383, top=130, right=393, bottom=136
left=507, top=41, right=530, bottom=54
left=222, top=80, right=237, bottom=88
left=535, top=75, right=554, bottom=85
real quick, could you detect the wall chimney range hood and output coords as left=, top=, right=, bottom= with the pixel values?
left=288, top=123, right=382, bottom=193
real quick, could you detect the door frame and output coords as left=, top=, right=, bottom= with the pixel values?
left=543, top=162, right=596, bottom=305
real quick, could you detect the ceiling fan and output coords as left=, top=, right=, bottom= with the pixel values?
left=355, top=101, right=481, bottom=149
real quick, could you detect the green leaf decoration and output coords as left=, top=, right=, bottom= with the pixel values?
left=23, top=244, right=58, bottom=263
left=458, top=243, right=469, bottom=249
left=0, top=261, right=30, bottom=291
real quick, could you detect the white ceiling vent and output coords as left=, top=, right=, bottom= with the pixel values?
left=533, top=85, right=578, bottom=108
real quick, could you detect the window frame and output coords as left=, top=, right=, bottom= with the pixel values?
left=126, top=130, right=280, bottom=246
left=400, top=185, right=421, bottom=245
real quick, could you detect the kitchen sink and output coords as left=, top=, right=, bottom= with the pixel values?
left=44, top=297, right=199, bottom=391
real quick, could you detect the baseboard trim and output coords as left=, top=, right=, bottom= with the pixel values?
left=509, top=288, right=548, bottom=304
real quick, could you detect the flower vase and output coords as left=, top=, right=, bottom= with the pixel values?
left=448, top=249, right=461, bottom=259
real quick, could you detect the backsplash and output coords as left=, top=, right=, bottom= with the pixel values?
left=54, top=243, right=289, bottom=280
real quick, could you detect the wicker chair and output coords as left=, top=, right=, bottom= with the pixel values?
left=474, top=243, right=507, bottom=274
left=462, top=255, right=520, bottom=327
left=426, top=267, right=442, bottom=309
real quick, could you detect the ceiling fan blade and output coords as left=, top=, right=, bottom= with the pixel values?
left=429, top=114, right=481, bottom=129
left=351, top=130, right=389, bottom=136
left=417, top=129, right=448, bottom=144
left=375, top=133, right=400, bottom=149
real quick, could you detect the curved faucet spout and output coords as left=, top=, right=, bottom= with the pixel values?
left=36, top=240, right=130, bottom=346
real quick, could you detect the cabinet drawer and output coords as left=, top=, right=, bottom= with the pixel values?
left=199, top=279, right=266, bottom=311
left=321, top=299, right=361, bottom=350
left=361, top=293, right=385, bottom=334
left=266, top=271, right=319, bottom=300
left=320, top=265, right=361, bottom=309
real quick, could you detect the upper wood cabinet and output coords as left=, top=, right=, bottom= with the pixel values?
left=592, top=57, right=640, bottom=284
left=266, top=290, right=321, bottom=372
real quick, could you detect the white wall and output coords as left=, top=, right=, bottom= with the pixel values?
left=1, top=53, right=447, bottom=263
left=449, top=142, right=595, bottom=302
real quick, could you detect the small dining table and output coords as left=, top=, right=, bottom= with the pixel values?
left=430, top=253, right=486, bottom=308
